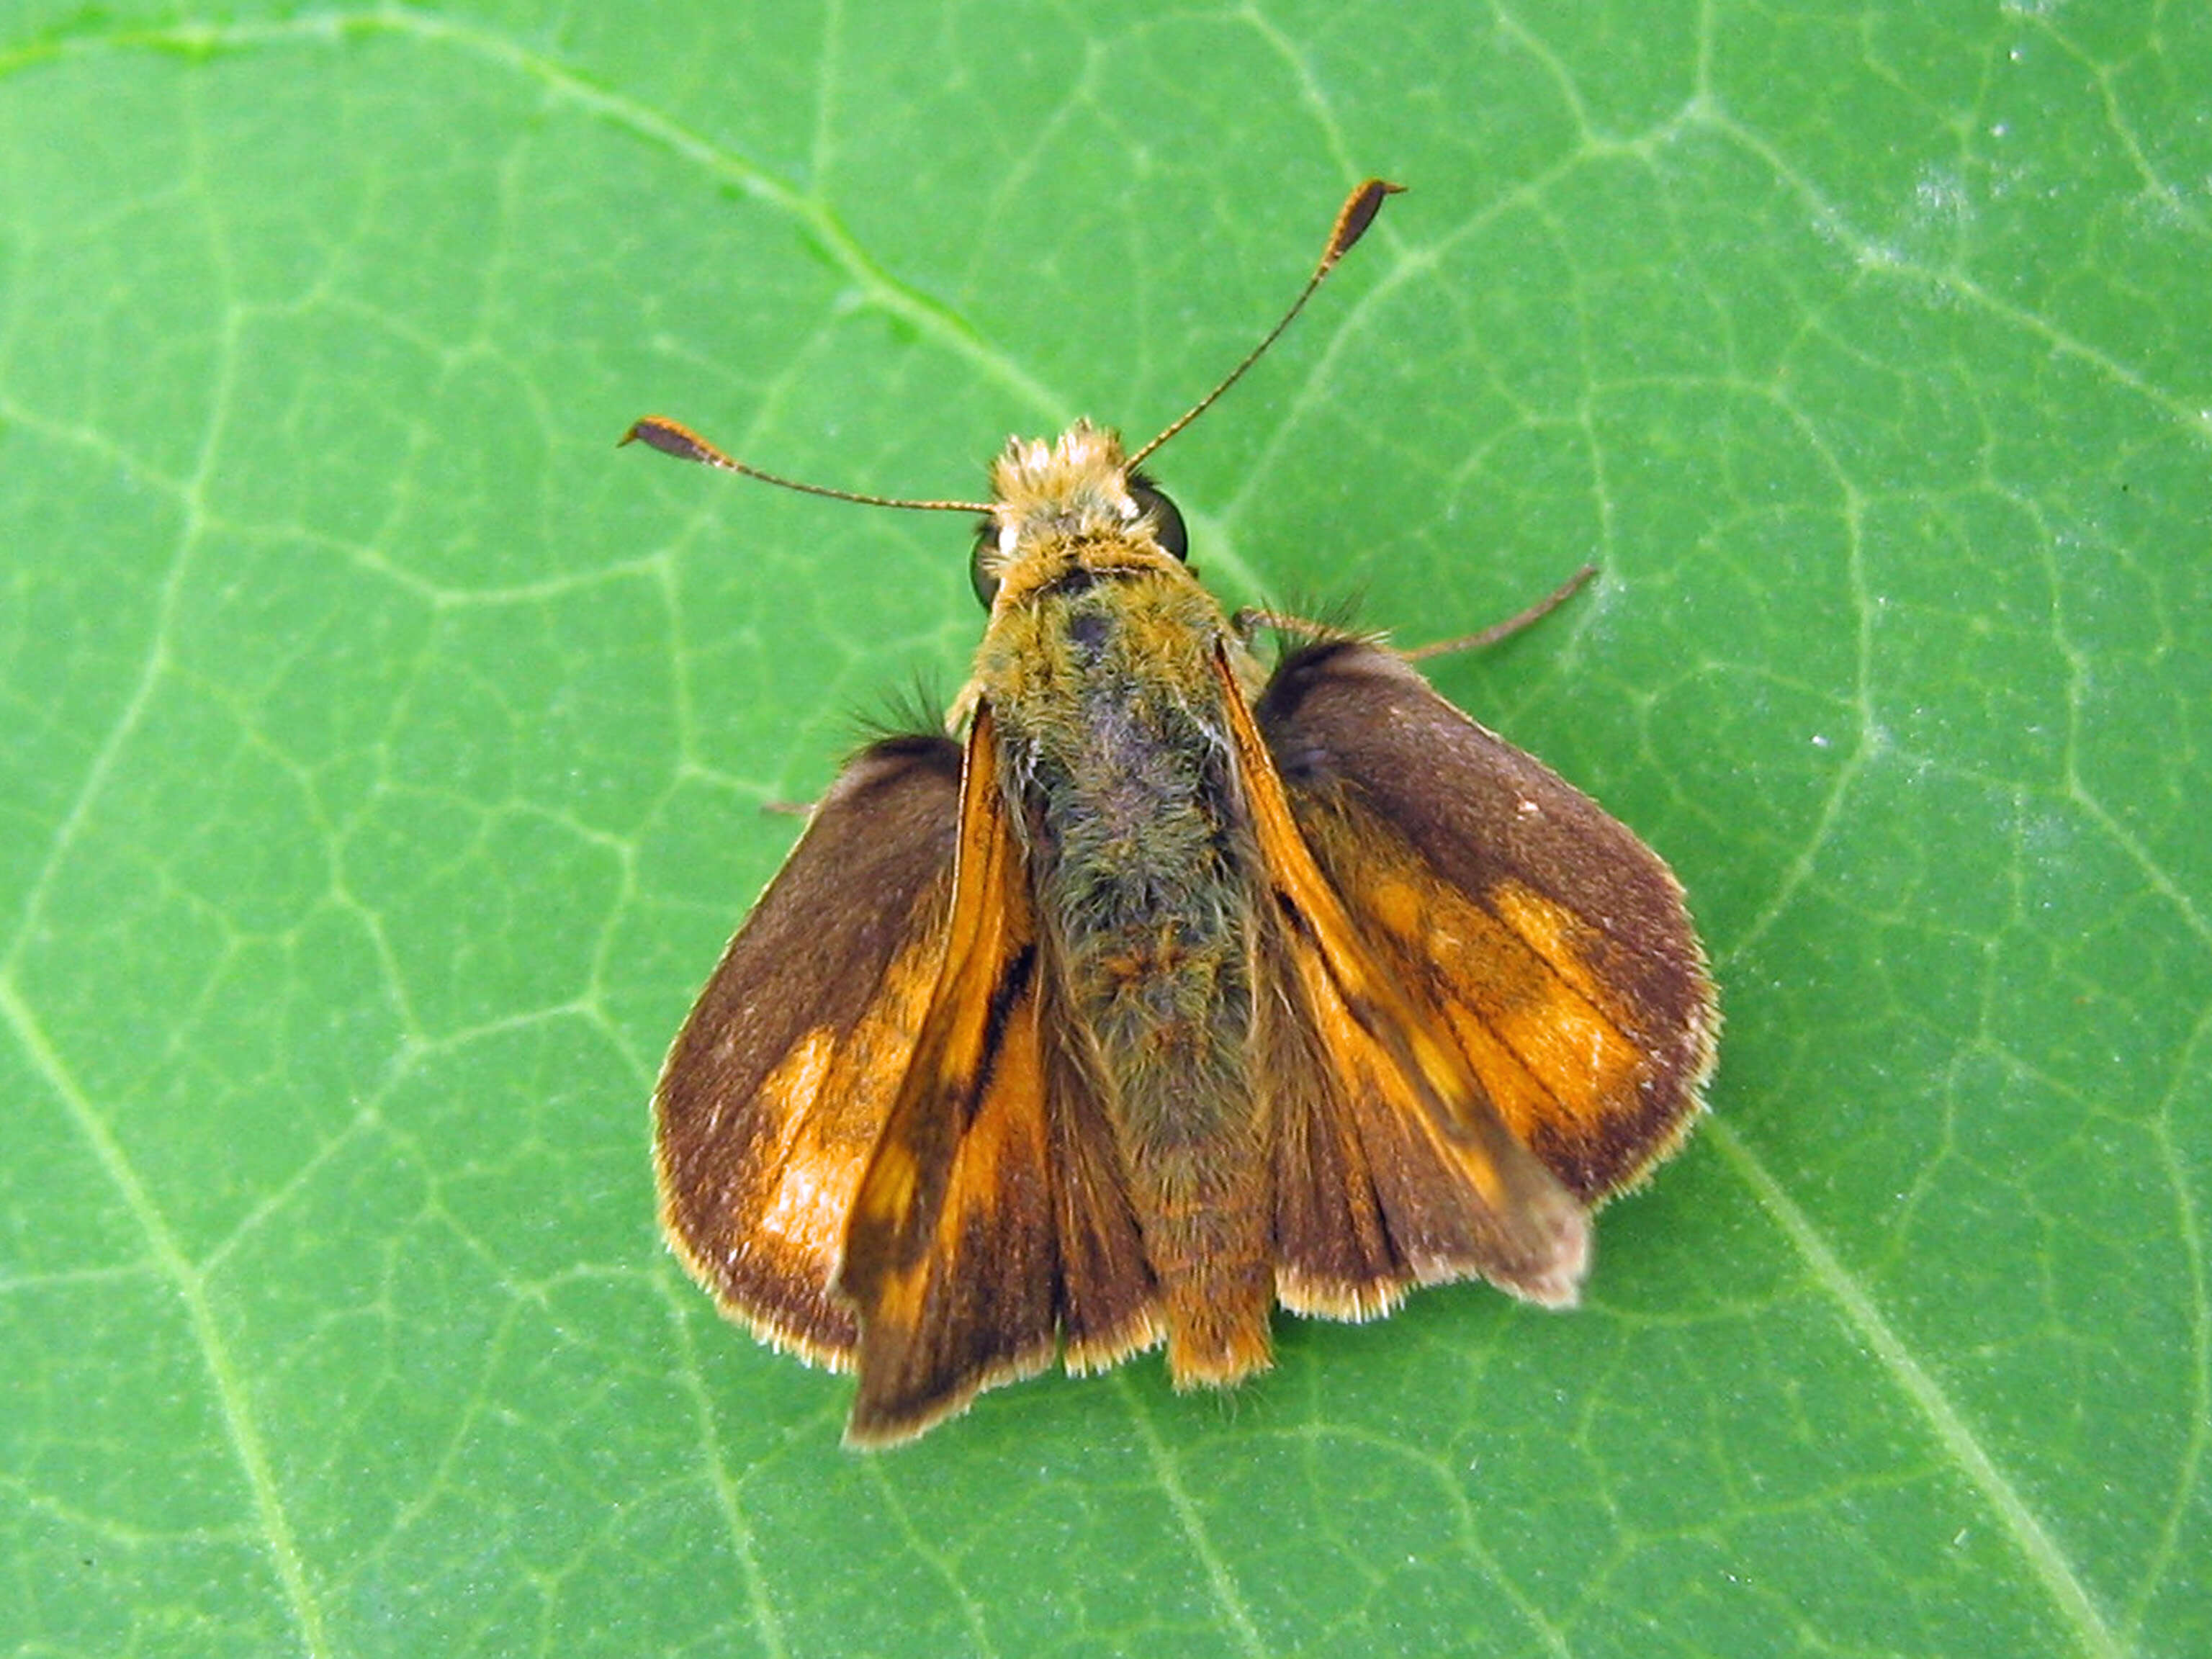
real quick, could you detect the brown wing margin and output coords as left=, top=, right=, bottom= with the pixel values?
left=1254, top=639, right=1717, bottom=1205
left=836, top=706, right=1157, bottom=1447
left=1211, top=648, right=1593, bottom=1317
left=653, top=734, right=964, bottom=1369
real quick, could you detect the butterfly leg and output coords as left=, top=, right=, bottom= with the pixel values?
left=1400, top=564, right=1595, bottom=661
left=1233, top=565, right=1595, bottom=663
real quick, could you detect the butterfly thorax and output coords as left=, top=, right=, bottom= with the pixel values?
left=968, top=422, right=1276, bottom=1382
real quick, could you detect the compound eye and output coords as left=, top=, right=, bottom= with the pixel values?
left=970, top=523, right=1000, bottom=608
left=1128, top=475, right=1187, bottom=561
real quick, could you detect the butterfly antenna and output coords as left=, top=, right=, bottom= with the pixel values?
left=619, top=417, right=992, bottom=515
left=1125, top=178, right=1402, bottom=472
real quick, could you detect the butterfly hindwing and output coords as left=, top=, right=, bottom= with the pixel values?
left=1043, top=1013, right=1163, bottom=1377
left=653, top=735, right=963, bottom=1367
left=1255, top=638, right=1718, bottom=1208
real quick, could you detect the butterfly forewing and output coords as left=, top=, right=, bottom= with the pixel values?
left=1214, top=648, right=1594, bottom=1313
left=836, top=707, right=1160, bottom=1444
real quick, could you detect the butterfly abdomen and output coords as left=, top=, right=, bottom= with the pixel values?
left=984, top=573, right=1277, bottom=1384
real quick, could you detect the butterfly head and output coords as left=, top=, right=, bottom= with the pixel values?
left=970, top=420, right=1190, bottom=608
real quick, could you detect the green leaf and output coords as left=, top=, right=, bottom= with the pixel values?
left=3, top=3, right=2205, bottom=1655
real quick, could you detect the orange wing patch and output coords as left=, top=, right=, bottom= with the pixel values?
left=1294, top=795, right=1694, bottom=1204
left=1297, top=809, right=1652, bottom=1161
left=686, top=934, right=945, bottom=1364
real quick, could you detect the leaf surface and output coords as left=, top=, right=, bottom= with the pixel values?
left=1, top=4, right=2205, bottom=1655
